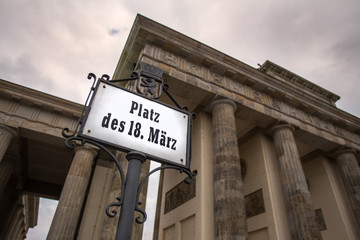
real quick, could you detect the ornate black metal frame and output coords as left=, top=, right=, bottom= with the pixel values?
left=62, top=65, right=197, bottom=229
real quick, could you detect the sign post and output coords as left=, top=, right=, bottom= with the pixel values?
left=62, top=63, right=197, bottom=240
left=116, top=151, right=146, bottom=240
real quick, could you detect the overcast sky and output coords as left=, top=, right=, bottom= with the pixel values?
left=1, top=0, right=359, bottom=239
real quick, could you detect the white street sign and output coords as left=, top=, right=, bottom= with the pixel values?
left=80, top=80, right=191, bottom=168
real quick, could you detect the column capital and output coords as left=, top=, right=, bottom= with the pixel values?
left=267, top=122, right=295, bottom=136
left=210, top=98, right=236, bottom=112
left=332, top=146, right=357, bottom=158
left=0, top=125, right=17, bottom=138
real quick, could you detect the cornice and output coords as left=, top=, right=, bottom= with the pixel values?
left=0, top=79, right=82, bottom=117
left=259, top=60, right=340, bottom=106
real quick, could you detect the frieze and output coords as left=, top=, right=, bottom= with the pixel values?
left=29, top=107, right=41, bottom=121
left=350, top=132, right=360, bottom=142
left=8, top=101, right=19, bottom=114
left=143, top=44, right=157, bottom=59
left=305, top=112, right=321, bottom=128
left=262, top=93, right=272, bottom=107
left=290, top=110, right=298, bottom=118
left=304, top=113, right=314, bottom=125
left=334, top=125, right=344, bottom=137
left=253, top=90, right=263, bottom=103
left=143, top=46, right=360, bottom=148
left=186, top=62, right=202, bottom=77
left=213, top=72, right=224, bottom=85
left=320, top=119, right=335, bottom=132
left=161, top=51, right=178, bottom=66
left=51, top=112, right=60, bottom=126
left=0, top=101, right=79, bottom=135
left=243, top=85, right=254, bottom=100
left=286, top=103, right=299, bottom=119
left=0, top=113, right=9, bottom=123
left=271, top=98, right=281, bottom=110
left=229, top=80, right=245, bottom=96
left=69, top=119, right=78, bottom=133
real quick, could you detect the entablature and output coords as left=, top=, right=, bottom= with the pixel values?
left=140, top=46, right=360, bottom=150
left=113, top=14, right=360, bottom=150
left=0, top=79, right=81, bottom=137
left=0, top=79, right=82, bottom=117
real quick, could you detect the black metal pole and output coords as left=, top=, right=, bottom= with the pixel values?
left=115, top=151, right=146, bottom=240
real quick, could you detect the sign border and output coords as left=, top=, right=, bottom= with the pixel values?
left=78, top=79, right=193, bottom=170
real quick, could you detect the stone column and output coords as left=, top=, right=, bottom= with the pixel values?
left=211, top=99, right=247, bottom=240
left=0, top=157, right=17, bottom=197
left=270, top=124, right=322, bottom=240
left=47, top=146, right=97, bottom=240
left=4, top=203, right=24, bottom=240
left=333, top=147, right=360, bottom=228
left=12, top=213, right=25, bottom=240
left=0, top=125, right=17, bottom=163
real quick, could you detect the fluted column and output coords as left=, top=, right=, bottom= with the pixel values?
left=0, top=125, right=17, bottom=163
left=211, top=99, right=247, bottom=240
left=270, top=124, right=322, bottom=240
left=47, top=146, right=97, bottom=240
left=333, top=147, right=360, bottom=228
left=0, top=157, right=17, bottom=197
left=4, top=204, right=23, bottom=240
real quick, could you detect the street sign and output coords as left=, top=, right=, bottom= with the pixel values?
left=79, top=80, right=191, bottom=168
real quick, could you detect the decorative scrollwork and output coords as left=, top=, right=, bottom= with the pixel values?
left=62, top=73, right=98, bottom=138
left=100, top=74, right=110, bottom=81
left=61, top=127, right=75, bottom=138
left=87, top=72, right=97, bottom=82
left=184, top=169, right=198, bottom=184
left=191, top=113, right=197, bottom=120
left=130, top=72, right=139, bottom=79
left=135, top=201, right=147, bottom=224
left=63, top=135, right=79, bottom=149
left=106, top=196, right=122, bottom=218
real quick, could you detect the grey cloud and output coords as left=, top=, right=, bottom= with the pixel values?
left=330, top=32, right=360, bottom=65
